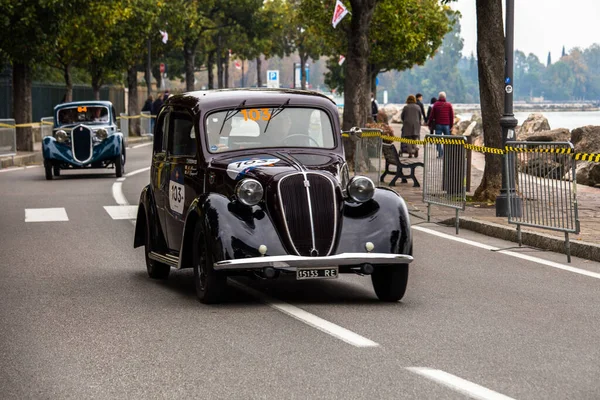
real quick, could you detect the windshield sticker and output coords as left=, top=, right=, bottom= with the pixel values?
left=240, top=108, right=271, bottom=121
left=226, top=158, right=280, bottom=179
left=169, top=166, right=185, bottom=214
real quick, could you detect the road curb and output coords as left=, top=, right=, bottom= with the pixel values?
left=0, top=152, right=43, bottom=169
left=441, top=216, right=600, bottom=263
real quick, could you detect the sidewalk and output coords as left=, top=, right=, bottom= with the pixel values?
left=388, top=124, right=600, bottom=262
left=0, top=135, right=152, bottom=169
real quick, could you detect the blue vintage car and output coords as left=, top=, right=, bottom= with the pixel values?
left=42, top=101, right=126, bottom=180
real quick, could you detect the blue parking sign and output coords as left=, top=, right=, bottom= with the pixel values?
left=266, top=70, right=280, bottom=88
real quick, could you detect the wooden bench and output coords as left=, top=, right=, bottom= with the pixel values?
left=380, top=143, right=424, bottom=187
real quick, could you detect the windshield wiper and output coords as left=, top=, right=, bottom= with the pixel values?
left=219, top=100, right=246, bottom=136
left=264, top=99, right=290, bottom=134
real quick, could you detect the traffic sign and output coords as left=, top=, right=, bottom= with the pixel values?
left=267, top=70, right=279, bottom=88
left=159, top=63, right=165, bottom=73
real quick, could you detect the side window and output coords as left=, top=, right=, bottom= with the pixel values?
left=169, top=111, right=196, bottom=156
left=153, top=111, right=168, bottom=153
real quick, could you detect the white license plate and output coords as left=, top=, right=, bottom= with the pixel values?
left=296, top=267, right=338, bottom=280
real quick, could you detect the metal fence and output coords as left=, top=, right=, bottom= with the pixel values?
left=41, top=117, right=54, bottom=139
left=119, top=113, right=129, bottom=139
left=506, top=140, right=580, bottom=261
left=0, top=119, right=16, bottom=156
left=140, top=111, right=153, bottom=136
left=422, top=134, right=467, bottom=234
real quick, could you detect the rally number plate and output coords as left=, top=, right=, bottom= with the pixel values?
left=296, top=267, right=338, bottom=280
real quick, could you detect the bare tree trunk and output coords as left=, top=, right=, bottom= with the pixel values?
left=473, top=0, right=505, bottom=201
left=63, top=63, right=73, bottom=102
left=224, top=51, right=229, bottom=88
left=256, top=57, right=262, bottom=87
left=184, top=41, right=196, bottom=91
left=127, top=66, right=140, bottom=136
left=91, top=61, right=103, bottom=100
left=13, top=63, right=33, bottom=151
left=217, top=34, right=223, bottom=88
left=208, top=51, right=215, bottom=89
left=299, top=53, right=307, bottom=90
left=145, top=39, right=152, bottom=96
left=370, top=64, right=377, bottom=99
left=342, top=0, right=377, bottom=131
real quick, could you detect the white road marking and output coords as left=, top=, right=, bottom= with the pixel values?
left=25, top=208, right=69, bottom=222
left=112, top=182, right=129, bottom=206
left=413, top=226, right=600, bottom=280
left=125, top=166, right=150, bottom=177
left=0, top=165, right=40, bottom=173
left=116, top=177, right=126, bottom=182
left=407, top=368, right=515, bottom=400
left=104, top=205, right=138, bottom=220
left=131, top=142, right=153, bottom=149
left=230, top=280, right=379, bottom=348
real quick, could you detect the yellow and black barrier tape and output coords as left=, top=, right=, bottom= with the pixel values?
left=339, top=130, right=600, bottom=162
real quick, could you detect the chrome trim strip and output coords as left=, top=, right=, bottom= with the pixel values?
left=70, top=124, right=94, bottom=164
left=213, top=253, right=413, bottom=270
left=149, top=251, right=179, bottom=266
left=302, top=171, right=317, bottom=254
left=311, top=172, right=338, bottom=256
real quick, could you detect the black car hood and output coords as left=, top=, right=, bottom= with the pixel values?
left=209, top=151, right=346, bottom=182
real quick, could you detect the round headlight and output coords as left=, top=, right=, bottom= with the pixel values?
left=55, top=130, right=68, bottom=143
left=96, top=128, right=108, bottom=140
left=347, top=176, right=375, bottom=203
left=235, top=178, right=264, bottom=206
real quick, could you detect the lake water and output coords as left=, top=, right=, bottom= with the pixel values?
left=457, top=111, right=600, bottom=131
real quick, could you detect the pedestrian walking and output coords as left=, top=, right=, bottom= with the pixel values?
left=426, top=97, right=436, bottom=135
left=370, top=92, right=379, bottom=122
left=400, top=94, right=422, bottom=158
left=430, top=92, right=454, bottom=158
left=416, top=93, right=426, bottom=122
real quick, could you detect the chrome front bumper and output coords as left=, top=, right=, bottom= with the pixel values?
left=213, top=253, right=413, bottom=271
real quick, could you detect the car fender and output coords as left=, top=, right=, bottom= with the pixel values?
left=336, top=187, right=412, bottom=256
left=178, top=193, right=288, bottom=269
left=133, top=185, right=167, bottom=251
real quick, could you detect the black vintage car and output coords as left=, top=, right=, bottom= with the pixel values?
left=134, top=89, right=413, bottom=303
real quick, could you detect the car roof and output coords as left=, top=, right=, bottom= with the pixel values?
left=164, top=88, right=337, bottom=114
left=54, top=101, right=113, bottom=111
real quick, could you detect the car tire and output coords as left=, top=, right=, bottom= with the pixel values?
left=115, top=151, right=123, bottom=178
left=193, top=225, right=227, bottom=304
left=371, top=265, right=409, bottom=302
left=44, top=160, right=53, bottom=180
left=144, top=222, right=170, bottom=280
left=53, top=166, right=60, bottom=176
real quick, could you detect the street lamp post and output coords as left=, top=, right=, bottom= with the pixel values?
left=495, top=0, right=521, bottom=217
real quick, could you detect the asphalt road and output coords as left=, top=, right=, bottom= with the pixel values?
left=1, top=144, right=600, bottom=399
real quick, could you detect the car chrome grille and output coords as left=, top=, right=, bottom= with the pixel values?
left=278, top=172, right=337, bottom=256
left=72, top=125, right=92, bottom=163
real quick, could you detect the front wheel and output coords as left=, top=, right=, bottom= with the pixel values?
left=193, top=225, right=227, bottom=304
left=115, top=150, right=124, bottom=178
left=53, top=165, right=61, bottom=176
left=371, top=265, right=409, bottom=302
left=44, top=160, right=53, bottom=180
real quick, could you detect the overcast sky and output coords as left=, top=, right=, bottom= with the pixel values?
left=450, top=0, right=600, bottom=62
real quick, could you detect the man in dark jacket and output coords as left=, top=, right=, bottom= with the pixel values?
left=416, top=93, right=426, bottom=122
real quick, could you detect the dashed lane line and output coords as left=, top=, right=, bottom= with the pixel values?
left=413, top=226, right=600, bottom=280
left=407, top=367, right=515, bottom=400
left=230, top=280, right=379, bottom=348
left=130, top=142, right=153, bottom=149
left=25, top=208, right=69, bottom=222
left=104, top=205, right=138, bottom=220
left=125, top=166, right=150, bottom=178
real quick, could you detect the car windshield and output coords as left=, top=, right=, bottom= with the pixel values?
left=205, top=107, right=335, bottom=153
left=57, top=106, right=110, bottom=125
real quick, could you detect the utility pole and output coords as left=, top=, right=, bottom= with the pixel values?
left=496, top=0, right=521, bottom=217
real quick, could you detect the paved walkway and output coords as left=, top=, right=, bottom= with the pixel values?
left=386, top=124, right=600, bottom=252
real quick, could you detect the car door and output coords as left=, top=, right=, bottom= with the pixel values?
left=164, top=108, right=199, bottom=252
left=150, top=110, right=172, bottom=248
